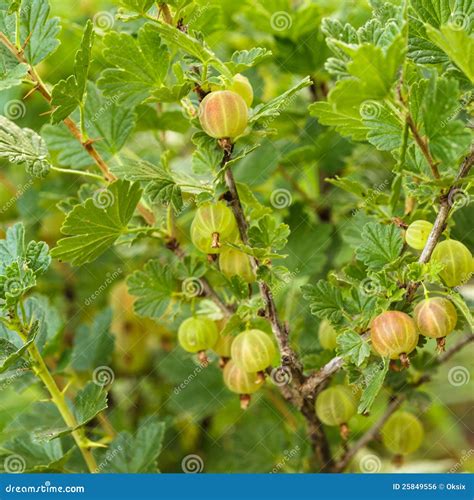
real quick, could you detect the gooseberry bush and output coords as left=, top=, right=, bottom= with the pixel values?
left=0, top=0, right=472, bottom=474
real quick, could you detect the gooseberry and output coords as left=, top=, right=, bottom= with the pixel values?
left=414, top=297, right=457, bottom=339
left=405, top=220, right=433, bottom=250
left=315, top=385, right=358, bottom=427
left=231, top=329, right=276, bottom=373
left=223, top=360, right=264, bottom=395
left=381, top=411, right=424, bottom=455
left=191, top=201, right=239, bottom=254
left=199, top=90, right=248, bottom=139
left=318, top=319, right=338, bottom=350
left=370, top=311, right=418, bottom=361
left=178, top=317, right=218, bottom=353
left=210, top=74, right=254, bottom=107
left=219, top=247, right=255, bottom=283
left=431, top=239, right=472, bottom=287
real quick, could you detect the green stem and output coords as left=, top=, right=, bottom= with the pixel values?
left=14, top=313, right=98, bottom=473
left=50, top=165, right=105, bottom=182
left=15, top=12, right=21, bottom=50
left=27, top=343, right=98, bottom=472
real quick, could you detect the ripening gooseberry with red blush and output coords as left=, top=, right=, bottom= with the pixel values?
left=199, top=90, right=248, bottom=139
left=414, top=297, right=457, bottom=339
left=370, top=311, right=418, bottom=363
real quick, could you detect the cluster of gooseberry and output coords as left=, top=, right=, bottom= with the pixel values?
left=315, top=384, right=424, bottom=461
left=177, top=317, right=277, bottom=408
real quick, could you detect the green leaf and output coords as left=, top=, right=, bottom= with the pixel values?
left=98, top=23, right=170, bottom=106
left=426, top=24, right=474, bottom=83
left=1, top=434, right=65, bottom=472
left=225, top=48, right=271, bottom=74
left=0, top=116, right=51, bottom=177
left=191, top=133, right=223, bottom=175
left=355, top=222, right=403, bottom=270
left=73, top=382, right=108, bottom=427
left=51, top=180, right=142, bottom=265
left=98, top=417, right=165, bottom=473
left=127, top=260, right=175, bottom=318
left=250, top=77, right=311, bottom=125
left=0, top=322, right=37, bottom=374
left=0, top=0, right=60, bottom=66
left=237, top=182, right=271, bottom=221
left=119, top=0, right=154, bottom=14
left=336, top=331, right=370, bottom=366
left=0, top=51, right=28, bottom=90
left=363, top=101, right=403, bottom=151
left=50, top=20, right=94, bottom=123
left=153, top=22, right=232, bottom=79
left=302, top=280, right=344, bottom=322
left=358, top=359, right=389, bottom=414
left=111, top=158, right=183, bottom=212
left=248, top=214, right=290, bottom=250
left=309, top=100, right=367, bottom=141
left=409, top=76, right=471, bottom=166
left=70, top=309, right=114, bottom=372
left=43, top=83, right=135, bottom=167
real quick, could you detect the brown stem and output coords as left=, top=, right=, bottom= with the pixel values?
left=405, top=113, right=440, bottom=179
